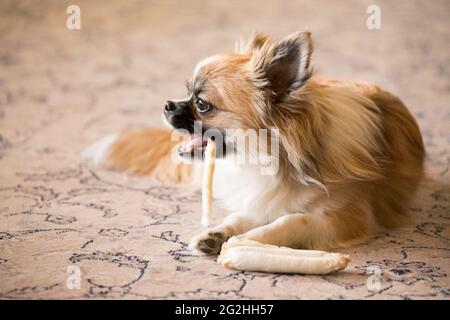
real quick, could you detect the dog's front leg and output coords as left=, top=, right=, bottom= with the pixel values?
left=189, top=212, right=269, bottom=255
left=237, top=208, right=370, bottom=250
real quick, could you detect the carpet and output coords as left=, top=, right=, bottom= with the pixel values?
left=0, top=0, right=449, bottom=299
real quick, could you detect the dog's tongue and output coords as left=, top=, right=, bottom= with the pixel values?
left=180, top=134, right=207, bottom=153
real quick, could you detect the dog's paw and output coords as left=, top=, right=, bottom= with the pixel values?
left=189, top=231, right=228, bottom=255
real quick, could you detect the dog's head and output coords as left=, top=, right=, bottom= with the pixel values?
left=164, top=31, right=313, bottom=160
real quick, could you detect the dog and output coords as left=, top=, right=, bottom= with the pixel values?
left=83, top=31, right=425, bottom=255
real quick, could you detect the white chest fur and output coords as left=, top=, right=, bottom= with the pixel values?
left=212, top=159, right=314, bottom=225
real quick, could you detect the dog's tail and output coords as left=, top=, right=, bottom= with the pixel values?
left=82, top=128, right=195, bottom=183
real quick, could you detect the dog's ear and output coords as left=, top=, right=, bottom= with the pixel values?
left=250, top=31, right=313, bottom=99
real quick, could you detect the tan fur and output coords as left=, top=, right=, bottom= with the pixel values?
left=104, top=32, right=425, bottom=252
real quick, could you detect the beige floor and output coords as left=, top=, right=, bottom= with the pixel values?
left=0, top=0, right=449, bottom=299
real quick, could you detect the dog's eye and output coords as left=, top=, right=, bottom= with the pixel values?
left=196, top=98, right=210, bottom=113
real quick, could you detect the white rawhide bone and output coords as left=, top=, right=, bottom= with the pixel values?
left=201, top=139, right=216, bottom=227
left=217, top=237, right=351, bottom=274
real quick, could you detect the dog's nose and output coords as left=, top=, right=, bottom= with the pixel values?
left=164, top=100, right=177, bottom=113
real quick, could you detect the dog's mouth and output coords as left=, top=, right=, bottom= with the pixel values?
left=178, top=133, right=209, bottom=158
left=178, top=130, right=229, bottom=160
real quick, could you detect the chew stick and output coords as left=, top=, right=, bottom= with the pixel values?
left=202, top=139, right=216, bottom=227
left=217, top=237, right=350, bottom=274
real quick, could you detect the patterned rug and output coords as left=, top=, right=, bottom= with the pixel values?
left=0, top=0, right=449, bottom=299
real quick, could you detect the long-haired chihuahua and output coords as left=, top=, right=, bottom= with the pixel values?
left=84, top=31, right=425, bottom=255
